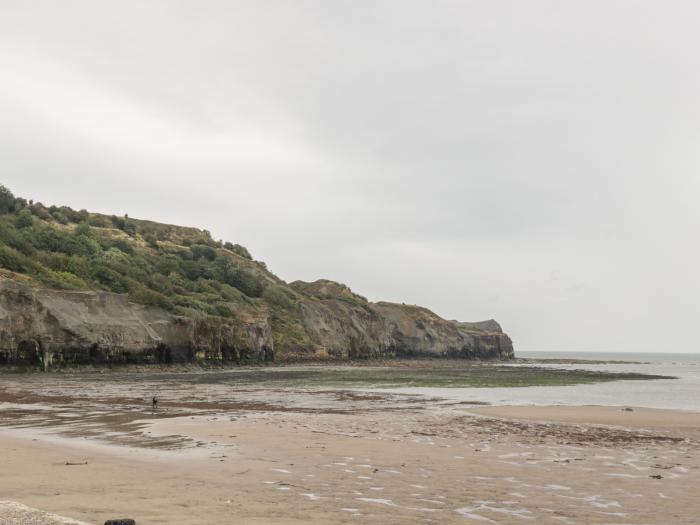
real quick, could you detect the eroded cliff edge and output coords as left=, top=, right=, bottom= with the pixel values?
left=0, top=277, right=513, bottom=369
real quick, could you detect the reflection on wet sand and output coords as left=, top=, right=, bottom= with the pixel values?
left=0, top=368, right=698, bottom=524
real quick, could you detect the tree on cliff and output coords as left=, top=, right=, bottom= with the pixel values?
left=0, top=186, right=16, bottom=214
left=224, top=241, right=252, bottom=260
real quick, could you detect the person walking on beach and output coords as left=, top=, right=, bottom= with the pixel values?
left=152, top=395, right=158, bottom=410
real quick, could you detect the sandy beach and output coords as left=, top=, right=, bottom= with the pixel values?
left=0, top=367, right=699, bottom=525
left=470, top=404, right=700, bottom=429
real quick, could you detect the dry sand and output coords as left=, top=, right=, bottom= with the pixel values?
left=1, top=375, right=699, bottom=524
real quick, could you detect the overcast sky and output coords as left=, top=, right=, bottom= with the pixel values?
left=1, top=1, right=699, bottom=353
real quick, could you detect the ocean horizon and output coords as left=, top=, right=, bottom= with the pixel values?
left=518, top=350, right=700, bottom=365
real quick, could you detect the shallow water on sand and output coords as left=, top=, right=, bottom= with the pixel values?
left=1, top=355, right=699, bottom=524
left=379, top=351, right=700, bottom=411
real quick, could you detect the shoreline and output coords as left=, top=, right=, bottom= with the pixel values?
left=0, top=355, right=656, bottom=375
left=1, top=357, right=698, bottom=524
left=2, top=386, right=700, bottom=524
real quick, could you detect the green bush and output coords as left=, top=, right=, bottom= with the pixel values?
left=15, top=209, right=33, bottom=229
left=0, top=186, right=16, bottom=214
left=155, top=254, right=180, bottom=276
left=75, top=222, right=92, bottom=237
left=110, top=215, right=125, bottom=229
left=263, top=285, right=297, bottom=310
left=0, top=245, right=31, bottom=273
left=229, top=243, right=252, bottom=259
left=144, top=233, right=159, bottom=248
left=180, top=259, right=204, bottom=280
left=91, top=264, right=129, bottom=293
left=123, top=221, right=137, bottom=236
left=190, top=244, right=217, bottom=261
left=213, top=302, right=233, bottom=317
left=0, top=222, right=33, bottom=255
left=226, top=268, right=264, bottom=297
left=48, top=271, right=88, bottom=290
left=29, top=203, right=51, bottom=220
left=87, top=215, right=110, bottom=227
left=52, top=212, right=69, bottom=225
left=51, top=207, right=80, bottom=223
left=104, top=237, right=134, bottom=255
left=128, top=285, right=173, bottom=310
left=75, top=236, right=102, bottom=258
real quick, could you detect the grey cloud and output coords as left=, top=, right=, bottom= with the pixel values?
left=1, top=0, right=699, bottom=352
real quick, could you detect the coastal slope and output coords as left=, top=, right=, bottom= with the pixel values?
left=0, top=188, right=513, bottom=367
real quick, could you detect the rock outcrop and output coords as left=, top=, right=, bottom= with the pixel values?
left=0, top=278, right=273, bottom=369
left=287, top=280, right=513, bottom=361
left=0, top=276, right=513, bottom=369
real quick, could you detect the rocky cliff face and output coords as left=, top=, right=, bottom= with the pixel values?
left=0, top=277, right=513, bottom=369
left=287, top=280, right=513, bottom=361
left=0, top=278, right=273, bottom=369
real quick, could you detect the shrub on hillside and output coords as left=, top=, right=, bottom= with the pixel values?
left=45, top=271, right=88, bottom=290
left=0, top=245, right=31, bottom=273
left=52, top=212, right=69, bottom=225
left=213, top=302, right=233, bottom=317
left=226, top=268, right=264, bottom=297
left=123, top=221, right=137, bottom=236
left=222, top=241, right=252, bottom=259
left=29, top=203, right=51, bottom=220
left=91, top=264, right=129, bottom=294
left=0, top=189, right=276, bottom=317
left=0, top=186, right=16, bottom=214
left=15, top=209, right=33, bottom=229
left=190, top=244, right=217, bottom=261
left=87, top=215, right=110, bottom=228
left=263, top=285, right=297, bottom=310
left=128, top=284, right=173, bottom=310
left=144, top=233, right=159, bottom=248
left=103, top=237, right=135, bottom=255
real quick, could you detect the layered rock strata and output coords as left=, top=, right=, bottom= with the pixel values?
left=0, top=277, right=513, bottom=369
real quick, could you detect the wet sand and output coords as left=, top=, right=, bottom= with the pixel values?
left=470, top=404, right=700, bottom=429
left=1, top=370, right=699, bottom=524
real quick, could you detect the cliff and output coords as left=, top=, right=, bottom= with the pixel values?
left=0, top=276, right=513, bottom=368
left=0, top=277, right=272, bottom=368
left=0, top=188, right=513, bottom=368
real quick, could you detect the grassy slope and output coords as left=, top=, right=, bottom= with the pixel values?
left=0, top=193, right=286, bottom=319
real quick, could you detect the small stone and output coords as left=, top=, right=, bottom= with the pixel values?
left=104, top=520, right=136, bottom=525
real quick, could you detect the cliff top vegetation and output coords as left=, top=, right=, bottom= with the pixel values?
left=0, top=184, right=291, bottom=319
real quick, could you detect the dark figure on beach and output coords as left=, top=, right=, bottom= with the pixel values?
left=152, top=396, right=158, bottom=410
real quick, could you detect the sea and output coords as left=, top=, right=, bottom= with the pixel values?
left=400, top=351, right=700, bottom=412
